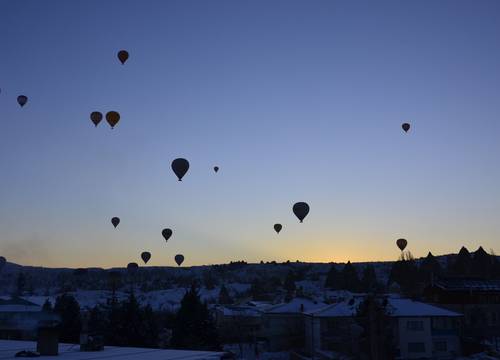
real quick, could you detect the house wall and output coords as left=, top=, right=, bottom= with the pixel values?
left=396, top=316, right=461, bottom=360
left=397, top=317, right=432, bottom=359
left=261, top=314, right=304, bottom=352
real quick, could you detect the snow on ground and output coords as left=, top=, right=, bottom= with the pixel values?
left=17, top=283, right=251, bottom=312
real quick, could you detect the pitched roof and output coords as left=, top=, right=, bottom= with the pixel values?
left=433, top=278, right=500, bottom=292
left=386, top=298, right=461, bottom=317
left=307, top=297, right=461, bottom=318
left=266, top=298, right=326, bottom=314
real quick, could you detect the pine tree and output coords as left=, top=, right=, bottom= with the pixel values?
left=283, top=271, right=296, bottom=295
left=356, top=295, right=395, bottom=359
left=171, top=284, right=220, bottom=351
left=419, top=252, right=442, bottom=283
left=42, top=299, right=53, bottom=312
left=15, top=272, right=26, bottom=296
left=342, top=261, right=361, bottom=292
left=388, top=252, right=419, bottom=297
left=449, top=246, right=472, bottom=276
left=218, top=284, right=233, bottom=305
left=361, top=265, right=379, bottom=292
left=324, top=264, right=342, bottom=290
left=54, top=294, right=82, bottom=343
left=471, top=246, right=493, bottom=278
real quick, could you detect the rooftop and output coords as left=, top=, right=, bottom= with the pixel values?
left=266, top=298, right=326, bottom=314
left=307, top=297, right=462, bottom=318
left=0, top=340, right=224, bottom=360
left=432, top=278, right=500, bottom=292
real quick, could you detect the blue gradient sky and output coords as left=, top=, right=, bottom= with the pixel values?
left=1, top=0, right=500, bottom=268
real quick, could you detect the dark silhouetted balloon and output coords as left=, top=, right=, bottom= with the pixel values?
left=141, top=251, right=151, bottom=264
left=162, top=228, right=172, bottom=242
left=171, top=158, right=189, bottom=181
left=117, top=50, right=129, bottom=65
left=111, top=217, right=120, bottom=228
left=402, top=123, right=410, bottom=133
left=293, top=202, right=310, bottom=223
left=396, top=238, right=407, bottom=251
left=106, top=111, right=120, bottom=129
left=17, top=95, right=28, bottom=107
left=0, top=256, right=5, bottom=271
left=127, top=262, right=139, bottom=273
left=90, top=112, right=103, bottom=127
left=214, top=166, right=219, bottom=173
left=175, top=254, right=184, bottom=266
left=274, top=224, right=282, bottom=234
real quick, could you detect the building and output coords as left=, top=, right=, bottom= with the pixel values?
left=261, top=298, right=326, bottom=352
left=0, top=339, right=225, bottom=359
left=305, top=296, right=462, bottom=360
left=0, top=297, right=59, bottom=340
left=424, top=278, right=500, bottom=350
left=214, top=304, right=266, bottom=344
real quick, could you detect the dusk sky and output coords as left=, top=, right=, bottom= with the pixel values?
left=1, top=0, right=500, bottom=268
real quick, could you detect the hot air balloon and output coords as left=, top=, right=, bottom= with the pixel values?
left=17, top=95, right=28, bottom=107
left=117, top=50, right=129, bottom=65
left=127, top=262, right=139, bottom=273
left=175, top=254, right=184, bottom=266
left=171, top=158, right=189, bottom=181
left=402, top=123, right=410, bottom=133
left=274, top=224, right=282, bottom=234
left=214, top=166, right=219, bottom=173
left=162, top=228, right=172, bottom=242
left=0, top=256, right=6, bottom=271
left=293, top=202, right=310, bottom=223
left=111, top=217, right=120, bottom=228
left=141, top=251, right=151, bottom=264
left=396, top=238, right=407, bottom=251
left=90, top=111, right=103, bottom=127
left=106, top=111, right=120, bottom=129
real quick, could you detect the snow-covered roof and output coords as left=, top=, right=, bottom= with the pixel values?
left=386, top=298, right=462, bottom=317
left=433, top=279, right=500, bottom=292
left=266, top=298, right=326, bottom=314
left=307, top=297, right=462, bottom=318
left=0, top=305, right=41, bottom=312
left=306, top=297, right=363, bottom=317
left=218, top=305, right=263, bottom=317
left=0, top=340, right=224, bottom=359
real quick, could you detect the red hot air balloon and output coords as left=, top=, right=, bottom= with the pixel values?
left=274, top=224, right=282, bottom=234
left=117, top=50, right=129, bottom=65
left=402, top=123, right=410, bottom=133
left=171, top=158, right=190, bottom=181
left=162, top=228, right=173, bottom=242
left=106, top=111, right=120, bottom=129
left=293, top=202, right=310, bottom=223
left=396, top=238, right=408, bottom=251
left=141, top=251, right=151, bottom=264
left=111, top=217, right=120, bottom=228
left=90, top=112, right=103, bottom=127
left=17, top=95, right=28, bottom=107
left=175, top=254, right=184, bottom=266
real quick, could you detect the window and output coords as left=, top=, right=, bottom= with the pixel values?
left=434, top=341, right=447, bottom=352
left=408, top=342, right=426, bottom=353
left=407, top=320, right=424, bottom=331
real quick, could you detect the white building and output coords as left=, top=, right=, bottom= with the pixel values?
left=304, top=296, right=462, bottom=360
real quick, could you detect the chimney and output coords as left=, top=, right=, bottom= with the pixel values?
left=37, top=321, right=59, bottom=356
